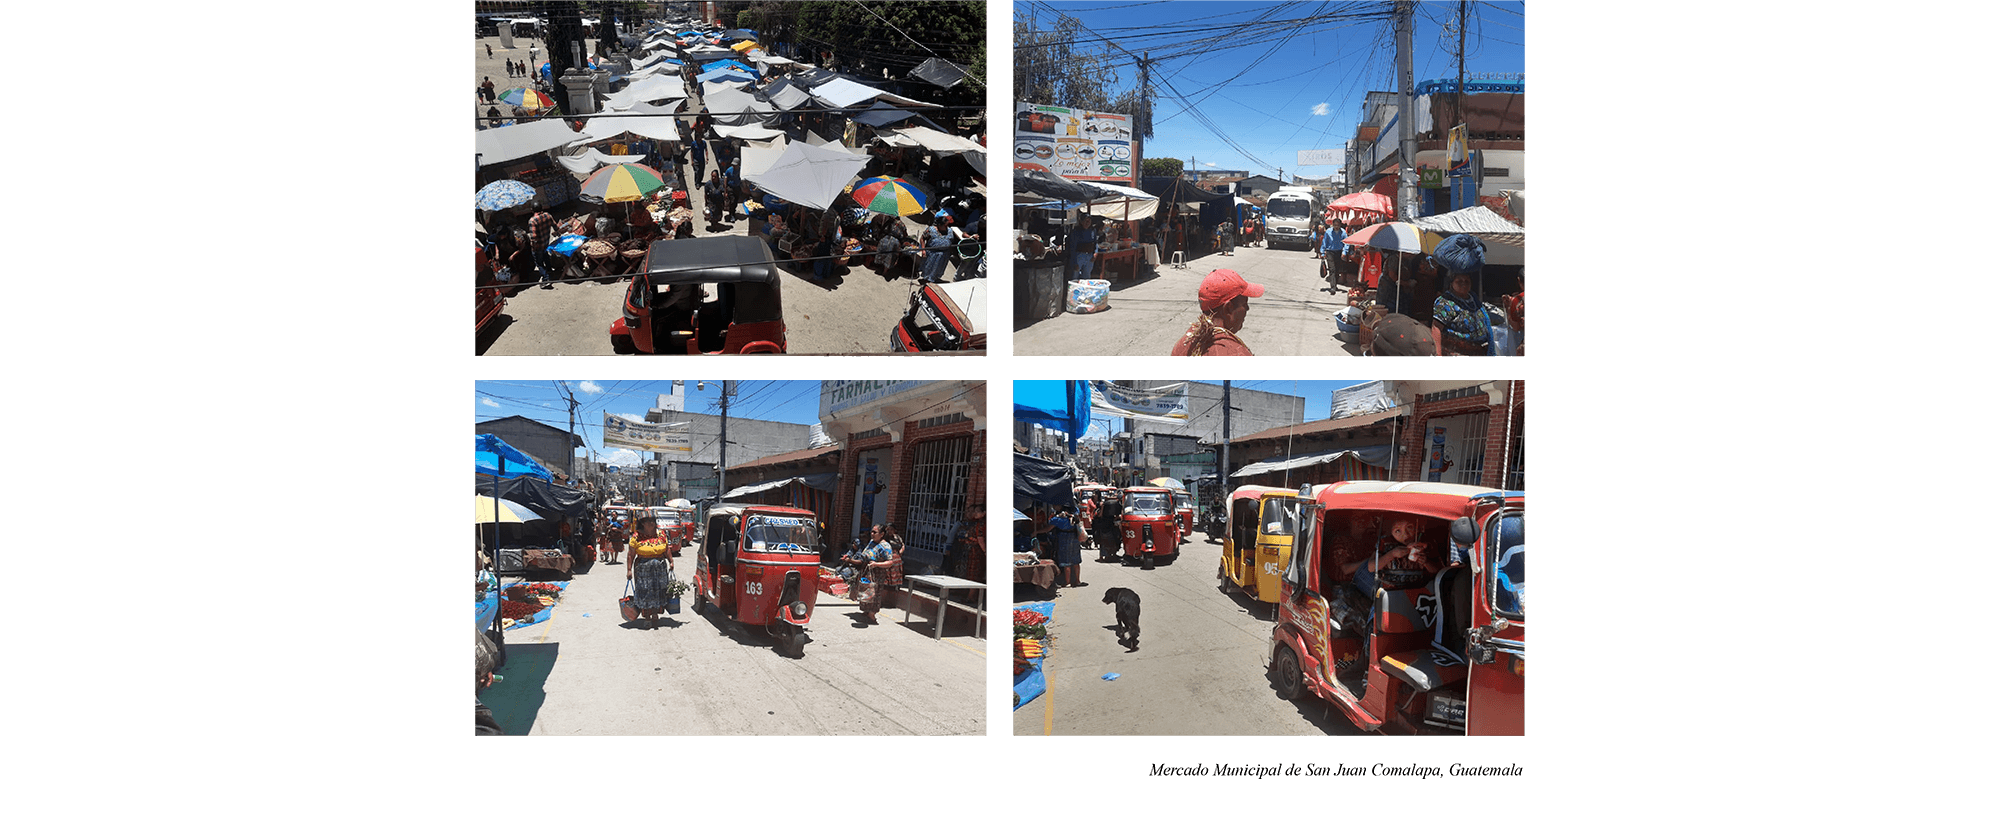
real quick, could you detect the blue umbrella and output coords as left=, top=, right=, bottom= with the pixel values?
left=475, top=179, right=537, bottom=212
left=548, top=234, right=588, bottom=255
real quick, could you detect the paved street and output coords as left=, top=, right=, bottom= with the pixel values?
left=1015, top=243, right=1365, bottom=356
left=473, top=35, right=944, bottom=355
left=482, top=554, right=985, bottom=736
left=1013, top=535, right=1362, bottom=735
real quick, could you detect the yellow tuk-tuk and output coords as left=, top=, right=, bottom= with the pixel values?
left=1219, top=485, right=1305, bottom=614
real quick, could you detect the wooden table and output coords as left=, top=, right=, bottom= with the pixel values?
left=1096, top=247, right=1144, bottom=282
left=902, top=575, right=986, bottom=640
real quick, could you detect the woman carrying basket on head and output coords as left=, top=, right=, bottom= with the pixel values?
left=625, top=514, right=677, bottom=627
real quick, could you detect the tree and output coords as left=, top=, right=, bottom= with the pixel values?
left=1142, top=157, right=1183, bottom=178
left=1014, top=8, right=1153, bottom=142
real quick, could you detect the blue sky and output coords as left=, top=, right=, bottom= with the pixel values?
left=1018, top=1, right=1525, bottom=179
left=475, top=380, right=826, bottom=467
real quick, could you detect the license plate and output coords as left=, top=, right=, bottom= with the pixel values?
left=1427, top=694, right=1466, bottom=725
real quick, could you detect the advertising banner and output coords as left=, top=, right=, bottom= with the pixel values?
left=603, top=412, right=692, bottom=453
left=1014, top=103, right=1133, bottom=183
left=1089, top=381, right=1189, bottom=422
left=1447, top=124, right=1470, bottom=176
left=1296, top=148, right=1343, bottom=167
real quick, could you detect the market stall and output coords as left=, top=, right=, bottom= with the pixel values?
left=1013, top=601, right=1055, bottom=710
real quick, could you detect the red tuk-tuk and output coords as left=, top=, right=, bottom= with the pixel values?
left=1118, top=486, right=1179, bottom=568
left=890, top=277, right=987, bottom=352
left=609, top=236, right=787, bottom=354
left=690, top=504, right=821, bottom=657
left=1268, top=481, right=1524, bottom=735
left=651, top=506, right=693, bottom=548
left=1171, top=488, right=1194, bottom=540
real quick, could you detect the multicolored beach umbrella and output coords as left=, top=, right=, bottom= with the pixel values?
left=849, top=177, right=928, bottom=216
left=578, top=163, right=667, bottom=204
left=497, top=86, right=556, bottom=112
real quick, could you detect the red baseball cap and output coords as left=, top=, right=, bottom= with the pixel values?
left=1199, top=269, right=1265, bottom=312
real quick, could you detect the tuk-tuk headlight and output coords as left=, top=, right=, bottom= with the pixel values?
left=791, top=601, right=809, bottom=618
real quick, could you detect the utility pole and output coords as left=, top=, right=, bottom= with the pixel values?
left=1135, top=52, right=1149, bottom=188
left=558, top=380, right=580, bottom=478
left=718, top=381, right=731, bottom=498
left=1395, top=0, right=1417, bottom=220
left=1220, top=381, right=1232, bottom=491
left=1454, top=0, right=1469, bottom=211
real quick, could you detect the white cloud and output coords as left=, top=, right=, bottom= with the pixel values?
left=603, top=448, right=642, bottom=467
left=1203, top=162, right=1216, bottom=167
left=1311, top=102, right=1330, bottom=116
left=480, top=397, right=499, bottom=408
left=579, top=380, right=605, bottom=394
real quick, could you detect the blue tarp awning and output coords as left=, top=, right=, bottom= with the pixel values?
left=477, top=433, right=555, bottom=481
left=1014, top=380, right=1091, bottom=452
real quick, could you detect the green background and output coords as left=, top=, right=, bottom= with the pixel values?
left=3, top=0, right=1936, bottom=823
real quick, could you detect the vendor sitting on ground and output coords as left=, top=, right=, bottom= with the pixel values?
left=1432, top=272, right=1491, bottom=350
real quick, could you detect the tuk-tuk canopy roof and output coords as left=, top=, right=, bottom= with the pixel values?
left=1228, top=484, right=1298, bottom=503
left=706, top=503, right=816, bottom=519
left=1123, top=485, right=1171, bottom=493
left=1307, top=480, right=1522, bottom=521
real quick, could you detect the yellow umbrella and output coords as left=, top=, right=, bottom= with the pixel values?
left=731, top=40, right=762, bottom=52
left=476, top=495, right=543, bottom=524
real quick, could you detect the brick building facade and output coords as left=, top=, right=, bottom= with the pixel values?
left=1388, top=380, right=1525, bottom=490
left=821, top=381, right=986, bottom=579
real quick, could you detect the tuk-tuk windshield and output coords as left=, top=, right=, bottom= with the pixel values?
left=1491, top=513, right=1524, bottom=618
left=742, top=514, right=819, bottom=554
left=1124, top=492, right=1168, bottom=515
left=1259, top=498, right=1298, bottom=535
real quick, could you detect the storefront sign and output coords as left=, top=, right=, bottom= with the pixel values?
left=1089, top=381, right=1189, bottom=422
left=820, top=379, right=936, bottom=421
left=603, top=412, right=692, bottom=453
left=1014, top=102, right=1133, bottom=183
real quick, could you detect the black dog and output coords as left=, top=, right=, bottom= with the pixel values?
left=1103, top=587, right=1141, bottom=651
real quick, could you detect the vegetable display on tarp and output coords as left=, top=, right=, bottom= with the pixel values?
left=1013, top=601, right=1055, bottom=710
left=497, top=580, right=570, bottom=630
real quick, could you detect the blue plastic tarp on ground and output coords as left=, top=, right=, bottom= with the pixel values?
left=498, top=580, right=572, bottom=630
left=478, top=434, right=555, bottom=481
left=1012, top=600, right=1056, bottom=710
left=1014, top=380, right=1090, bottom=451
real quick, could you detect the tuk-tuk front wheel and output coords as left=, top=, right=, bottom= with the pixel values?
left=691, top=591, right=706, bottom=614
left=775, top=623, right=806, bottom=658
left=1272, top=644, right=1304, bottom=700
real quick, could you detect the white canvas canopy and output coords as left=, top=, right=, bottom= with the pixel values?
left=1082, top=181, right=1159, bottom=220
left=762, top=78, right=814, bottom=111
left=702, top=87, right=775, bottom=126
left=739, top=137, right=789, bottom=175
left=477, top=119, right=588, bottom=165
left=805, top=77, right=939, bottom=110
left=743, top=142, right=870, bottom=210
left=1408, top=204, right=1525, bottom=247
left=567, top=113, right=685, bottom=145
left=554, top=148, right=650, bottom=178
left=602, top=75, right=687, bottom=110
left=713, top=122, right=785, bottom=141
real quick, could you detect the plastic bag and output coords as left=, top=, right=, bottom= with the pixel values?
left=1065, top=279, right=1110, bottom=314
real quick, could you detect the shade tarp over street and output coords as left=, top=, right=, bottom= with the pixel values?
left=719, top=472, right=838, bottom=500
left=568, top=113, right=685, bottom=144
left=742, top=141, right=870, bottom=210
left=1230, top=446, right=1394, bottom=478
left=1014, top=167, right=1096, bottom=204
left=702, top=87, right=775, bottom=126
left=478, top=119, right=591, bottom=165
left=853, top=104, right=918, bottom=128
left=603, top=75, right=688, bottom=109
left=740, top=137, right=789, bottom=175
left=1408, top=205, right=1526, bottom=248
left=477, top=475, right=595, bottom=519
left=762, top=78, right=814, bottom=111
left=1014, top=379, right=1092, bottom=451
left=1082, top=180, right=1159, bottom=220
left=1014, top=453, right=1075, bottom=508
left=807, top=77, right=941, bottom=110
left=712, top=122, right=785, bottom=141
left=554, top=147, right=650, bottom=177
left=477, top=434, right=555, bottom=481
